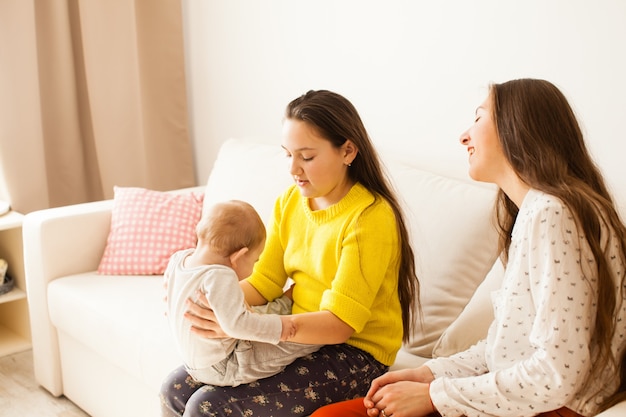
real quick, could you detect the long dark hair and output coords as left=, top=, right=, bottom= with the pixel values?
left=285, top=90, right=420, bottom=342
left=491, top=78, right=626, bottom=409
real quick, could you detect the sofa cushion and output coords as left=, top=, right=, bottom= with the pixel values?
left=203, top=138, right=293, bottom=225
left=47, top=273, right=181, bottom=392
left=432, top=258, right=504, bottom=357
left=386, top=163, right=500, bottom=357
left=97, top=187, right=204, bottom=275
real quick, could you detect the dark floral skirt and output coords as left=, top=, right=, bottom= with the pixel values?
left=160, top=344, right=388, bottom=417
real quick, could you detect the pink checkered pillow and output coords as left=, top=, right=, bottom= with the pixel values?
left=97, top=186, right=204, bottom=275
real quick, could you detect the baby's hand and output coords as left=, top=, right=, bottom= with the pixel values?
left=162, top=277, right=169, bottom=315
left=279, top=316, right=297, bottom=341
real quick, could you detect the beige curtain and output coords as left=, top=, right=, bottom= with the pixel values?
left=0, top=0, right=195, bottom=214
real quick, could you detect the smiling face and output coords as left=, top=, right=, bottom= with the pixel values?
left=459, top=94, right=510, bottom=185
left=281, top=119, right=356, bottom=210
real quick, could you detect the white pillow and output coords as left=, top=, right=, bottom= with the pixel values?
left=385, top=161, right=500, bottom=357
left=202, top=138, right=293, bottom=226
left=432, top=258, right=504, bottom=357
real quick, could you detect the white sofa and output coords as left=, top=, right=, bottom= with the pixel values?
left=22, top=138, right=626, bottom=417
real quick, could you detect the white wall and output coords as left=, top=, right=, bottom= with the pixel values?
left=182, top=0, right=626, bottom=205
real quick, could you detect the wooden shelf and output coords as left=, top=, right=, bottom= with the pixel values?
left=0, top=323, right=31, bottom=356
left=0, top=211, right=24, bottom=230
left=0, top=211, right=31, bottom=357
left=0, top=287, right=26, bottom=303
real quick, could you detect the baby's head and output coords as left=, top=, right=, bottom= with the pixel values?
left=196, top=200, right=266, bottom=279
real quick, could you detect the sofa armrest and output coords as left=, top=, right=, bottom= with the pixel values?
left=23, top=199, right=114, bottom=396
left=22, top=185, right=204, bottom=396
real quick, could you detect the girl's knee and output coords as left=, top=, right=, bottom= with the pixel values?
left=159, top=376, right=183, bottom=416
left=182, top=392, right=211, bottom=417
left=160, top=366, right=204, bottom=416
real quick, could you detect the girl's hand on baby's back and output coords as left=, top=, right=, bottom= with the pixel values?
left=185, top=290, right=228, bottom=338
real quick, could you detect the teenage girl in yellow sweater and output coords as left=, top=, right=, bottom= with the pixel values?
left=159, top=90, right=421, bottom=417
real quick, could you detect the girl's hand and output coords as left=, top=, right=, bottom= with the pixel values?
left=365, top=367, right=433, bottom=401
left=162, top=276, right=169, bottom=314
left=184, top=290, right=228, bottom=338
left=365, top=381, right=434, bottom=417
left=364, top=366, right=436, bottom=417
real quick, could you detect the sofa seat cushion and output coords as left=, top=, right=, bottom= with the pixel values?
left=48, top=273, right=181, bottom=392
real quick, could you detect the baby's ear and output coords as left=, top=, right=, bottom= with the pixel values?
left=229, top=247, right=249, bottom=267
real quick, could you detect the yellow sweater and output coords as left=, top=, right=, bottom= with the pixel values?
left=247, top=183, right=402, bottom=366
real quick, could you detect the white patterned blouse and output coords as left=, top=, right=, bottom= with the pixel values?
left=426, top=189, right=626, bottom=417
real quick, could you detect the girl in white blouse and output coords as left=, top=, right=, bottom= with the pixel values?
left=312, top=79, right=626, bottom=417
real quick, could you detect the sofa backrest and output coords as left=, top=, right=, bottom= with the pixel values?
left=202, top=138, right=292, bottom=224
left=385, top=162, right=499, bottom=356
left=203, top=138, right=500, bottom=358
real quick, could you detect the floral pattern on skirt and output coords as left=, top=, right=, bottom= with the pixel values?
left=161, top=344, right=388, bottom=417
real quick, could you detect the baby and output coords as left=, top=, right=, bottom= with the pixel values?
left=165, top=199, right=320, bottom=386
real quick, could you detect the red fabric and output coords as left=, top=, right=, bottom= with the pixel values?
left=310, top=398, right=581, bottom=417
left=537, top=407, right=583, bottom=417
left=310, top=398, right=441, bottom=417
left=310, top=398, right=366, bottom=417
